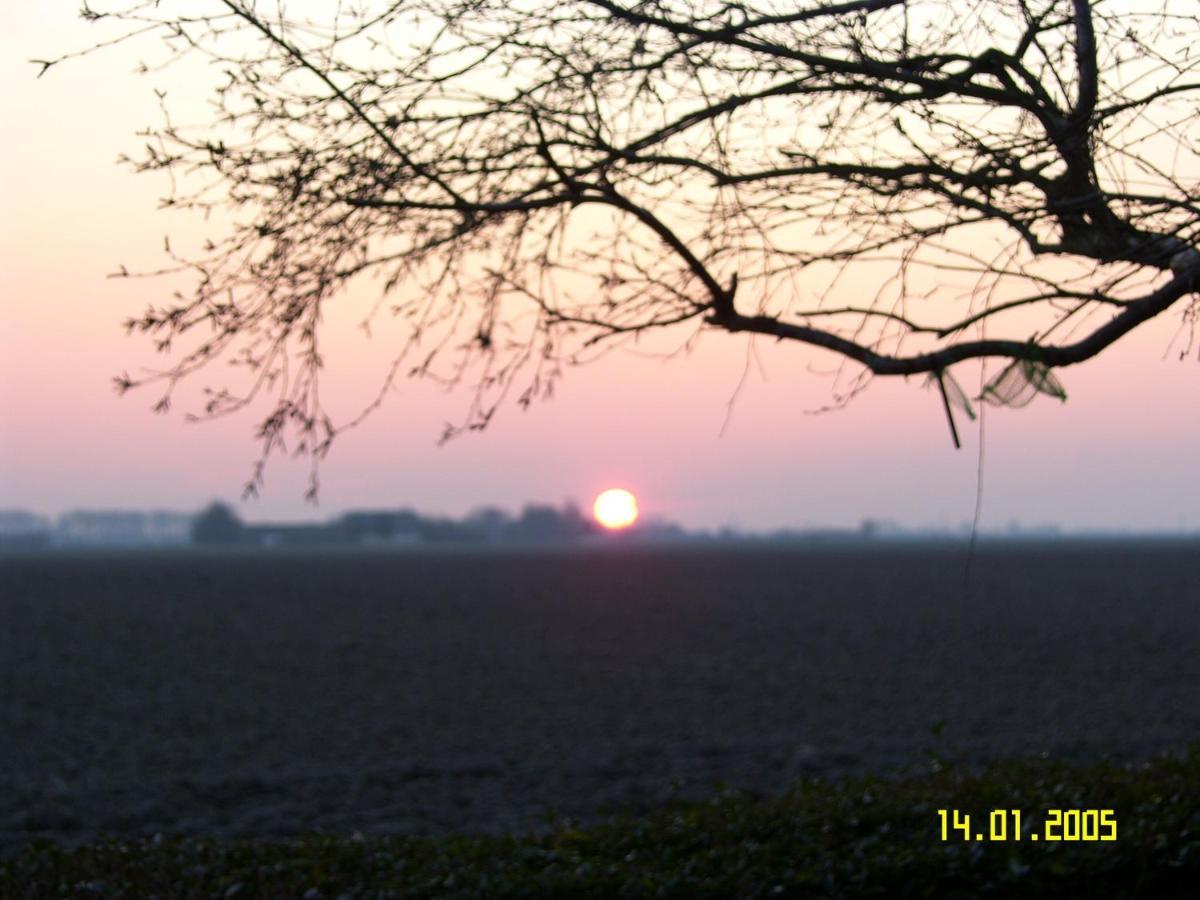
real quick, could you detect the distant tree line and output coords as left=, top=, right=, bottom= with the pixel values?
left=1, top=505, right=925, bottom=550
left=190, top=502, right=601, bottom=547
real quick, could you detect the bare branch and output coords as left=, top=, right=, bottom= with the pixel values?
left=47, top=0, right=1200, bottom=488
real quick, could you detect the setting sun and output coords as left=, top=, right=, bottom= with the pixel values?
left=593, top=488, right=639, bottom=530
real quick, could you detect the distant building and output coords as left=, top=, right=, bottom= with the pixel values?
left=56, top=510, right=192, bottom=546
left=337, top=510, right=424, bottom=544
left=248, top=523, right=358, bottom=547
left=0, top=510, right=52, bottom=548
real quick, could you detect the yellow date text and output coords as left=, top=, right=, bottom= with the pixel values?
left=937, top=808, right=1117, bottom=842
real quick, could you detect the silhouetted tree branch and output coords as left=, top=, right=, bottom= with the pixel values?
left=46, top=0, right=1200, bottom=493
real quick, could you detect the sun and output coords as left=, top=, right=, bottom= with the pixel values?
left=593, top=488, right=639, bottom=530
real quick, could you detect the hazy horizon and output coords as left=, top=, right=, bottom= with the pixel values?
left=5, top=500, right=1198, bottom=537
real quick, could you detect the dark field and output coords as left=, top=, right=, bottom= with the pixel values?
left=2, top=541, right=1198, bottom=854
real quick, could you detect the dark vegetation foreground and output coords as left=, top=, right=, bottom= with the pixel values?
left=3, top=751, right=1198, bottom=898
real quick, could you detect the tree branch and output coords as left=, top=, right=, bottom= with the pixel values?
left=711, top=271, right=1199, bottom=376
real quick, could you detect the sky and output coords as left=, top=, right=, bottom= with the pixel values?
left=2, top=4, right=1199, bottom=532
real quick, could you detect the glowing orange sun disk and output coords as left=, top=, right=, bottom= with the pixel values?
left=593, top=488, right=639, bottom=530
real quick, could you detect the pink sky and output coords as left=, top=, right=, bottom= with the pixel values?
left=3, top=5, right=1199, bottom=531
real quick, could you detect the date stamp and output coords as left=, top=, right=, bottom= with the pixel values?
left=938, top=809, right=1117, bottom=842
